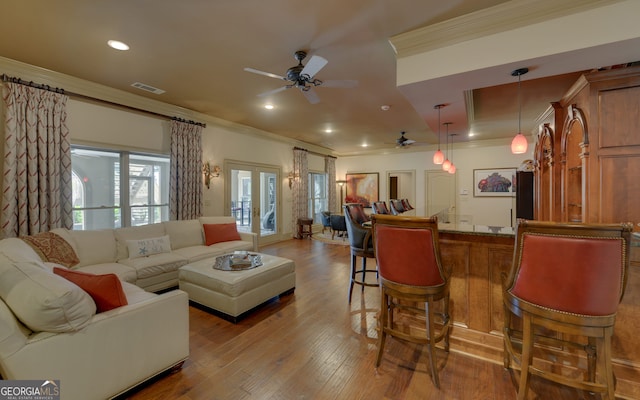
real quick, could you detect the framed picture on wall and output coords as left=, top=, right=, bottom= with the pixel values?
left=345, top=172, right=379, bottom=207
left=473, top=168, right=516, bottom=197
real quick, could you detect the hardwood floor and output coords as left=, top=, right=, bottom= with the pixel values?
left=121, top=238, right=609, bottom=400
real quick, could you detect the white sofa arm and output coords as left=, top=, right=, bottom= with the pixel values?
left=239, top=231, right=258, bottom=252
left=1, top=290, right=189, bottom=400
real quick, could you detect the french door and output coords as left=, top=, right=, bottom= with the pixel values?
left=225, top=161, right=281, bottom=246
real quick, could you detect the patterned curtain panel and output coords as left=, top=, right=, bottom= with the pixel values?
left=292, top=148, right=309, bottom=238
left=1, top=82, right=72, bottom=238
left=325, top=156, right=337, bottom=213
left=169, top=120, right=203, bottom=220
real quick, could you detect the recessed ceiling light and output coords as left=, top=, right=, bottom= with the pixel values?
left=380, top=105, right=390, bottom=111
left=264, top=104, right=274, bottom=110
left=468, top=132, right=476, bottom=137
left=361, top=143, right=369, bottom=148
left=107, top=40, right=130, bottom=51
left=325, top=128, right=332, bottom=133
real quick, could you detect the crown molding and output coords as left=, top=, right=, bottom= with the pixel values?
left=389, top=0, right=617, bottom=59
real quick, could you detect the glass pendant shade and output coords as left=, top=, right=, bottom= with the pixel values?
left=433, top=149, right=444, bottom=164
left=442, top=159, right=451, bottom=171
left=448, top=164, right=456, bottom=174
left=511, top=132, right=528, bottom=154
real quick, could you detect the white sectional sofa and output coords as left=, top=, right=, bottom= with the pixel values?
left=0, top=216, right=257, bottom=400
left=54, top=216, right=256, bottom=292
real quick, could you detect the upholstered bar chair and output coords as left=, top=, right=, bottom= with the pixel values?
left=371, top=201, right=390, bottom=215
left=343, top=203, right=376, bottom=303
left=371, top=214, right=451, bottom=389
left=502, top=220, right=632, bottom=400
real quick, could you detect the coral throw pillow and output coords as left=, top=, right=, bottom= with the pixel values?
left=53, top=267, right=128, bottom=313
left=203, top=223, right=241, bottom=246
left=21, top=231, right=80, bottom=267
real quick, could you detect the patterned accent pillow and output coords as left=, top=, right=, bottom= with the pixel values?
left=126, top=235, right=172, bottom=258
left=20, top=231, right=80, bottom=267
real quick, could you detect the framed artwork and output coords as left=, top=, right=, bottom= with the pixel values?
left=345, top=172, right=379, bottom=207
left=473, top=168, right=516, bottom=197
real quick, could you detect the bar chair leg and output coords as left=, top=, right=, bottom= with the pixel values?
left=425, top=299, right=440, bottom=389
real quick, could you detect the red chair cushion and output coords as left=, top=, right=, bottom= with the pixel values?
left=511, top=234, right=623, bottom=316
left=375, top=225, right=444, bottom=286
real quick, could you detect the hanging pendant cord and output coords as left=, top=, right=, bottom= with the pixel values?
left=518, top=74, right=522, bottom=134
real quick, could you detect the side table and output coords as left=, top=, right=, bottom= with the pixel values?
left=297, top=218, right=313, bottom=239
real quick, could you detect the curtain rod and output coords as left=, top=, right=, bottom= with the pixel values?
left=1, top=73, right=206, bottom=128
left=294, top=146, right=334, bottom=158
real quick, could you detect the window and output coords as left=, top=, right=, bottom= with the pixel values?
left=308, top=172, right=327, bottom=221
left=71, top=147, right=169, bottom=230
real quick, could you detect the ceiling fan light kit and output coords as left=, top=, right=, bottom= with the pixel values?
left=511, top=67, right=529, bottom=154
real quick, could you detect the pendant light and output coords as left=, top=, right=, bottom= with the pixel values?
left=442, top=124, right=451, bottom=172
left=432, top=104, right=445, bottom=164
left=447, top=125, right=456, bottom=174
left=511, top=68, right=529, bottom=154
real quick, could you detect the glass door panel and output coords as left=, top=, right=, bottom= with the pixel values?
left=227, top=162, right=280, bottom=246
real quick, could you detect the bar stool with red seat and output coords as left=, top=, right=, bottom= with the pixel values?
left=502, top=220, right=633, bottom=400
left=371, top=214, right=452, bottom=389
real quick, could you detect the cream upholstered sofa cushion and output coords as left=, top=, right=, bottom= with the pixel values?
left=0, top=253, right=96, bottom=333
left=164, top=220, right=203, bottom=249
left=68, top=229, right=117, bottom=268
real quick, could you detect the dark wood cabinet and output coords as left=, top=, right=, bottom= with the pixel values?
left=534, top=65, right=640, bottom=226
left=515, top=171, right=534, bottom=220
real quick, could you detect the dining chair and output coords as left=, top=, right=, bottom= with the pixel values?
left=343, top=203, right=376, bottom=303
left=371, top=201, right=390, bottom=215
left=389, top=199, right=405, bottom=215
left=401, top=198, right=414, bottom=211
left=371, top=214, right=451, bottom=388
left=503, top=219, right=632, bottom=400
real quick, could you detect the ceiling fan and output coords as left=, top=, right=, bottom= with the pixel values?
left=394, top=131, right=421, bottom=148
left=244, top=50, right=357, bottom=104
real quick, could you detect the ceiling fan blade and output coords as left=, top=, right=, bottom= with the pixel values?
left=300, top=55, right=328, bottom=79
left=257, top=86, right=289, bottom=97
left=244, top=67, right=286, bottom=81
left=302, top=87, right=320, bottom=104
left=320, top=79, right=358, bottom=88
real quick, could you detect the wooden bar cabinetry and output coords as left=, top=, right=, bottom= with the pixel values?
left=439, top=226, right=640, bottom=399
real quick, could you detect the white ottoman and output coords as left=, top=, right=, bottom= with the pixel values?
left=178, top=253, right=295, bottom=322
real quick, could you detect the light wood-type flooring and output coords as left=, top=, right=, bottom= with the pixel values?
left=121, top=238, right=611, bottom=400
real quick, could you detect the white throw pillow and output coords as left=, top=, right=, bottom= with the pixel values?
left=126, top=235, right=172, bottom=259
left=0, top=253, right=96, bottom=332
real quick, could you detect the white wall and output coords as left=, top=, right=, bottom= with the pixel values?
left=337, top=142, right=532, bottom=227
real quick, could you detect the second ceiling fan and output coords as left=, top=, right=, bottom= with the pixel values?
left=244, top=50, right=357, bottom=104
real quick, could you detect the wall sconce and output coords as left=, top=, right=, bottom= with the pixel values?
left=288, top=172, right=299, bottom=189
left=202, top=162, right=221, bottom=189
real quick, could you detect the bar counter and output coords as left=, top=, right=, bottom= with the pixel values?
left=435, top=223, right=640, bottom=399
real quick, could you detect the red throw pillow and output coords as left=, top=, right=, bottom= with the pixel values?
left=203, top=223, right=241, bottom=246
left=53, top=267, right=128, bottom=313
